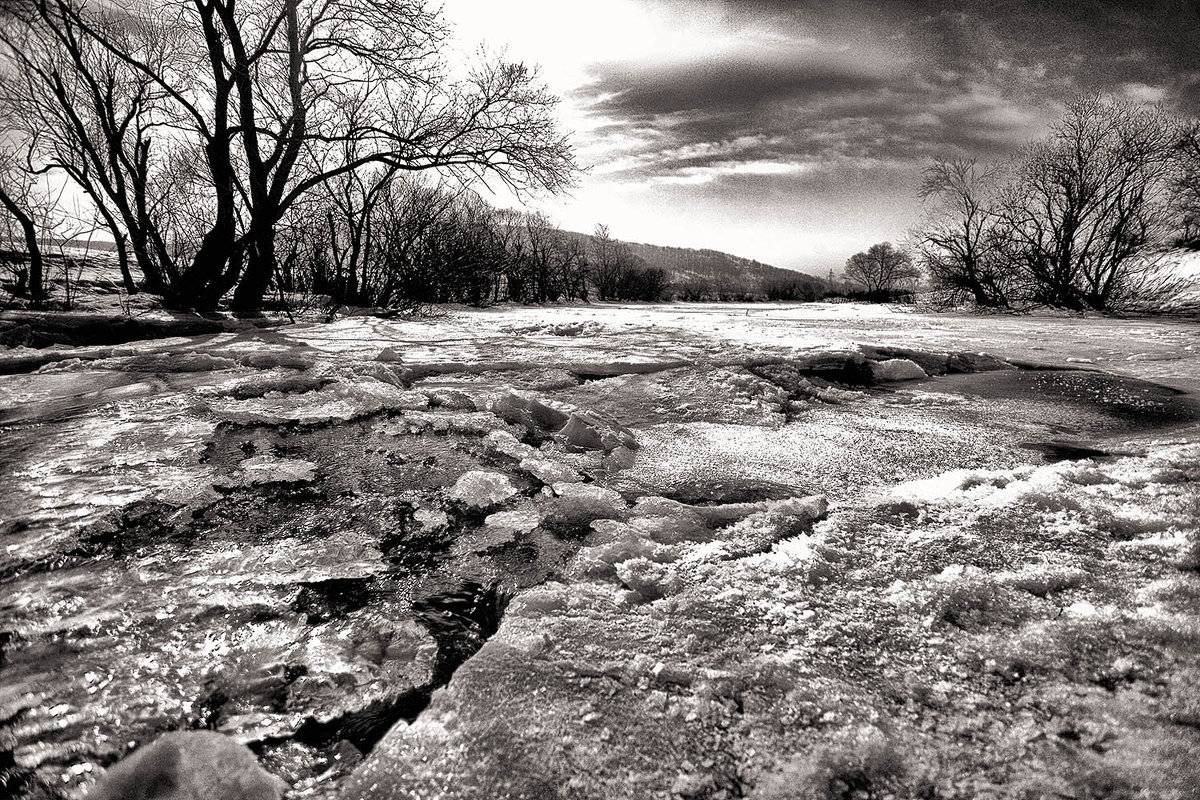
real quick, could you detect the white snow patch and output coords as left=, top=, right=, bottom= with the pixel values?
left=934, top=564, right=984, bottom=582
left=762, top=535, right=818, bottom=567
left=1065, top=600, right=1099, bottom=617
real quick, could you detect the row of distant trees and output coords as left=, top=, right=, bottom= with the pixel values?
left=273, top=179, right=671, bottom=309
left=0, top=0, right=577, bottom=311
left=912, top=95, right=1200, bottom=313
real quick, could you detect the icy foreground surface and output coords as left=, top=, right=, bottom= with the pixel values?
left=1, top=302, right=1199, bottom=799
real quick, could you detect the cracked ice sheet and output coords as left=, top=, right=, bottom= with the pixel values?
left=611, top=405, right=1029, bottom=503
left=277, top=315, right=701, bottom=375
left=0, top=396, right=217, bottom=567
left=272, top=304, right=1200, bottom=390
left=11, top=303, right=1196, bottom=390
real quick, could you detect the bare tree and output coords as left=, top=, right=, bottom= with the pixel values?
left=5, top=0, right=577, bottom=311
left=844, top=242, right=919, bottom=298
left=998, top=95, right=1182, bottom=312
left=308, top=164, right=399, bottom=305
left=590, top=224, right=646, bottom=301
left=917, top=158, right=1011, bottom=307
left=520, top=211, right=557, bottom=302
left=1, top=0, right=176, bottom=295
left=553, top=235, right=588, bottom=301
left=364, top=177, right=461, bottom=308
left=0, top=144, right=47, bottom=301
left=1176, top=121, right=1200, bottom=248
left=590, top=223, right=620, bottom=300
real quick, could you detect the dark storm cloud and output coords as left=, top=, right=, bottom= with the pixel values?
left=576, top=0, right=1200, bottom=186
left=896, top=0, right=1200, bottom=97
left=580, top=53, right=890, bottom=119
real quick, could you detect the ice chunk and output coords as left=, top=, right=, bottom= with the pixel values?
left=237, top=351, right=315, bottom=370
left=451, top=507, right=541, bottom=555
left=414, top=508, right=449, bottom=532
left=571, top=527, right=667, bottom=579
left=614, top=558, right=678, bottom=601
left=449, top=471, right=519, bottom=509
left=209, top=370, right=328, bottom=399
left=386, top=410, right=512, bottom=438
left=869, top=358, right=927, bottom=382
left=488, top=391, right=571, bottom=431
left=337, top=362, right=412, bottom=388
left=217, top=455, right=318, bottom=487
left=558, top=412, right=637, bottom=453
left=484, top=430, right=538, bottom=460
left=211, top=381, right=427, bottom=425
left=602, top=446, right=637, bottom=472
left=519, top=457, right=582, bottom=485
left=484, top=506, right=542, bottom=535
left=547, top=482, right=626, bottom=523
left=376, top=346, right=404, bottom=362
left=89, top=731, right=286, bottom=800
left=618, top=514, right=709, bottom=545
left=559, top=414, right=605, bottom=451
left=158, top=481, right=223, bottom=511
left=102, top=352, right=239, bottom=372
left=426, top=388, right=475, bottom=410
left=567, top=357, right=690, bottom=378
left=451, top=526, right=519, bottom=555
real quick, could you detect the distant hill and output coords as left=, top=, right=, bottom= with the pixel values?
left=564, top=231, right=829, bottom=300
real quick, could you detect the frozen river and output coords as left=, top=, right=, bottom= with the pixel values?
left=2, top=303, right=1199, bottom=799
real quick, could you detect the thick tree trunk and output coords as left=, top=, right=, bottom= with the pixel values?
left=0, top=189, right=45, bottom=302
left=172, top=213, right=239, bottom=311
left=169, top=128, right=241, bottom=311
left=230, top=225, right=278, bottom=312
left=970, top=283, right=992, bottom=306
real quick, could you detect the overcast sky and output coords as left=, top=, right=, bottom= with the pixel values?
left=442, top=0, right=1200, bottom=274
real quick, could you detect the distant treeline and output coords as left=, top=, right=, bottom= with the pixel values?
left=269, top=181, right=826, bottom=309
left=266, top=181, right=675, bottom=309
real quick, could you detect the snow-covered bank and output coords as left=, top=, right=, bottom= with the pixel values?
left=1, top=303, right=1198, bottom=799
